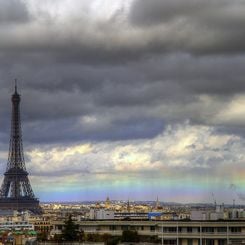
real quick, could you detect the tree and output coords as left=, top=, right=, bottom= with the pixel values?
left=106, top=236, right=120, bottom=245
left=37, top=231, right=48, bottom=241
left=53, top=234, right=62, bottom=242
left=121, top=230, right=140, bottom=243
left=78, top=230, right=85, bottom=242
left=62, top=215, right=79, bottom=241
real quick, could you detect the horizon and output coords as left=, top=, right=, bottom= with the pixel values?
left=0, top=0, right=245, bottom=204
left=39, top=200, right=242, bottom=206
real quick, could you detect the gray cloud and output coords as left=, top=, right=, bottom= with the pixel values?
left=0, top=54, right=245, bottom=144
left=130, top=0, right=245, bottom=55
left=0, top=0, right=245, bottom=147
left=0, top=0, right=30, bottom=24
left=0, top=0, right=245, bottom=67
left=130, top=0, right=207, bottom=26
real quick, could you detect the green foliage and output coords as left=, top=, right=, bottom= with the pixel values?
left=53, top=234, right=62, bottom=242
left=62, top=215, right=79, bottom=241
left=106, top=236, right=121, bottom=245
left=139, top=235, right=161, bottom=243
left=121, top=230, right=140, bottom=243
left=85, top=233, right=120, bottom=244
left=86, top=233, right=101, bottom=242
left=37, top=231, right=48, bottom=241
left=86, top=233, right=105, bottom=242
left=79, top=230, right=85, bottom=241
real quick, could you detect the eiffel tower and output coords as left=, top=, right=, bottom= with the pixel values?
left=0, top=82, right=41, bottom=214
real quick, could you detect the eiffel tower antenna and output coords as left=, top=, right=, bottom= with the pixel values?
left=0, top=83, right=42, bottom=214
left=15, top=79, right=17, bottom=93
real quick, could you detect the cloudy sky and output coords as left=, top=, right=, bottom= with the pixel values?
left=0, top=0, right=245, bottom=203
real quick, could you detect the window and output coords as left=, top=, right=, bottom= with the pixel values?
left=218, top=240, right=226, bottom=245
left=169, top=227, right=177, bottom=232
left=217, top=227, right=226, bottom=233
left=202, top=227, right=214, bottom=233
left=230, top=227, right=241, bottom=233
left=206, top=239, right=214, bottom=245
left=164, top=239, right=176, bottom=245
left=109, top=225, right=115, bottom=231
left=122, top=225, right=128, bottom=231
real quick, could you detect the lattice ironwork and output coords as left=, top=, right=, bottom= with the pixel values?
left=0, top=82, right=41, bottom=213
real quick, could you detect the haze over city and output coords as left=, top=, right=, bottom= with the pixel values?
left=0, top=0, right=245, bottom=204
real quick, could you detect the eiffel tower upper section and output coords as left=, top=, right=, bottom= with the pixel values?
left=0, top=82, right=41, bottom=213
left=7, top=83, right=28, bottom=172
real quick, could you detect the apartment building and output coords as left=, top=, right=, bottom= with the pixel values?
left=50, top=220, right=245, bottom=245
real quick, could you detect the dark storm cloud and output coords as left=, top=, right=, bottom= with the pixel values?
left=130, top=0, right=207, bottom=26
left=22, top=116, right=164, bottom=144
left=0, top=0, right=245, bottom=65
left=135, top=55, right=245, bottom=95
left=0, top=0, right=30, bottom=24
left=1, top=54, right=245, bottom=144
left=130, top=0, right=245, bottom=55
left=1, top=0, right=245, bottom=145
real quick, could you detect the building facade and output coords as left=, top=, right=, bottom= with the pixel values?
left=49, top=220, right=245, bottom=245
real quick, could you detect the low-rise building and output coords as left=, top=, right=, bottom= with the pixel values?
left=50, top=219, right=245, bottom=245
left=89, top=209, right=115, bottom=220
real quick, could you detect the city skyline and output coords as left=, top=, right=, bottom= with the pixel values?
left=0, top=0, right=245, bottom=203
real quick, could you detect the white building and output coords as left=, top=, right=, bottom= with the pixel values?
left=191, top=205, right=225, bottom=221
left=89, top=209, right=115, bottom=220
